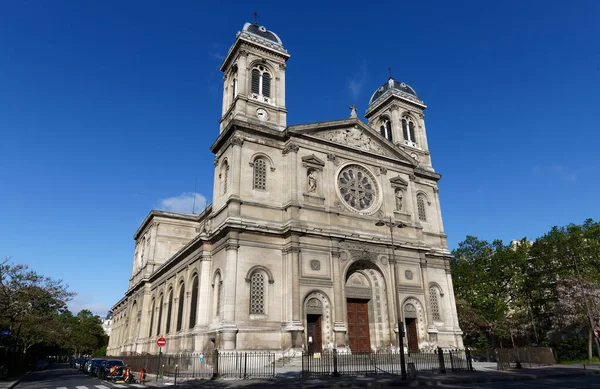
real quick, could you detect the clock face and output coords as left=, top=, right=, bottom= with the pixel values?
left=256, top=108, right=268, bottom=122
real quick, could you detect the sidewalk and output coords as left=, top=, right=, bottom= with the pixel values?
left=0, top=375, right=26, bottom=389
left=146, top=363, right=600, bottom=388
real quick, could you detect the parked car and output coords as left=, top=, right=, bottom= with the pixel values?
left=89, top=358, right=105, bottom=376
left=78, top=358, right=90, bottom=371
left=34, top=359, right=49, bottom=370
left=83, top=359, right=93, bottom=374
left=98, top=359, right=124, bottom=380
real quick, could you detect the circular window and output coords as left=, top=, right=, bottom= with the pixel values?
left=336, top=164, right=380, bottom=214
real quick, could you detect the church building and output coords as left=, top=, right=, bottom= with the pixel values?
left=107, top=21, right=463, bottom=356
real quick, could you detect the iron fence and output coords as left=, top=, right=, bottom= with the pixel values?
left=301, top=348, right=473, bottom=377
left=115, top=350, right=275, bottom=379
left=496, top=347, right=556, bottom=370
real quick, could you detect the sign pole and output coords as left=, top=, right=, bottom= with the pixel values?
left=156, top=337, right=166, bottom=379
left=157, top=347, right=162, bottom=378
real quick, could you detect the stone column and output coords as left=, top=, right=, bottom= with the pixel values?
left=418, top=113, right=430, bottom=152
left=197, top=253, right=212, bottom=328
left=221, top=73, right=228, bottom=117
left=420, top=258, right=433, bottom=326
left=222, top=231, right=240, bottom=350
left=277, top=63, right=287, bottom=128
left=390, top=104, right=400, bottom=142
left=331, top=240, right=347, bottom=349
left=287, top=234, right=304, bottom=348
left=433, top=186, right=445, bottom=242
left=237, top=51, right=248, bottom=96
left=392, top=258, right=401, bottom=348
left=282, top=143, right=299, bottom=208
left=444, top=263, right=460, bottom=329
left=229, top=136, right=244, bottom=216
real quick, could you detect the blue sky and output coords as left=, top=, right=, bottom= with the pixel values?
left=1, top=1, right=598, bottom=316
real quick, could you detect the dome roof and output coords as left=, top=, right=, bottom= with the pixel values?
left=368, top=77, right=420, bottom=106
left=241, top=22, right=284, bottom=47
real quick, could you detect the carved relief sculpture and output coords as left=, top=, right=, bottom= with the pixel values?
left=307, top=170, right=317, bottom=193
left=395, top=188, right=403, bottom=211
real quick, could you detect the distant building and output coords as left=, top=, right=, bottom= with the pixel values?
left=108, top=21, right=463, bottom=356
left=102, top=312, right=112, bottom=336
left=510, top=240, right=533, bottom=250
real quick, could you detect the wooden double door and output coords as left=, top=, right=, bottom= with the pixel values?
left=405, top=318, right=419, bottom=351
left=306, top=314, right=323, bottom=353
left=347, top=299, right=371, bottom=352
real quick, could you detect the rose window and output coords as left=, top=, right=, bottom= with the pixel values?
left=337, top=164, right=380, bottom=213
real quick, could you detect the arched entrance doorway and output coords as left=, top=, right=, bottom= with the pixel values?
left=344, top=261, right=391, bottom=352
left=403, top=298, right=425, bottom=352
left=303, top=292, right=332, bottom=353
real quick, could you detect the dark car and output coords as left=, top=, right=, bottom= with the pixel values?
left=34, top=359, right=49, bottom=370
left=88, top=358, right=105, bottom=376
left=78, top=358, right=90, bottom=371
left=98, top=359, right=124, bottom=380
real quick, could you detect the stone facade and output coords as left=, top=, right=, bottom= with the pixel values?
left=107, top=22, right=463, bottom=356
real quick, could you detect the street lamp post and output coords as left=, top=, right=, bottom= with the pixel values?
left=375, top=217, right=407, bottom=380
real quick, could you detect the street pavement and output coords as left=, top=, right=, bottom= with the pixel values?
left=5, top=364, right=153, bottom=389
left=3, top=362, right=600, bottom=389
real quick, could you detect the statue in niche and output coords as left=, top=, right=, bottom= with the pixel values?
left=308, top=170, right=317, bottom=192
left=395, top=189, right=403, bottom=211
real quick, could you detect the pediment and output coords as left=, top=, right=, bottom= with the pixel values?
left=288, top=118, right=417, bottom=166
left=389, top=175, right=409, bottom=188
left=301, top=154, right=325, bottom=167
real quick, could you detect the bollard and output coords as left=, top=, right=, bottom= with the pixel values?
left=437, top=347, right=446, bottom=374
left=174, top=364, right=178, bottom=387
left=466, top=348, right=474, bottom=372
left=332, top=349, right=340, bottom=377
left=212, top=349, right=219, bottom=380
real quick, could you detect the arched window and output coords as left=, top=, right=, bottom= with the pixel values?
left=402, top=117, right=417, bottom=147
left=379, top=119, right=393, bottom=142
left=250, top=272, right=265, bottom=314
left=250, top=66, right=271, bottom=101
left=213, top=272, right=222, bottom=318
left=176, top=283, right=185, bottom=331
left=156, top=294, right=163, bottom=336
left=148, top=299, right=155, bottom=337
left=231, top=66, right=238, bottom=101
left=253, top=158, right=267, bottom=190
left=417, top=194, right=427, bottom=222
left=189, top=276, right=199, bottom=328
left=429, top=286, right=442, bottom=321
left=166, top=289, right=173, bottom=333
left=220, top=161, right=229, bottom=195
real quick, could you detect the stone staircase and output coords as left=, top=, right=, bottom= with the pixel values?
left=273, top=349, right=303, bottom=368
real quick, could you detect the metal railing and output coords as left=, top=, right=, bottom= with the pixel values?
left=115, top=350, right=275, bottom=380
left=302, top=348, right=473, bottom=377
left=496, top=347, right=556, bottom=370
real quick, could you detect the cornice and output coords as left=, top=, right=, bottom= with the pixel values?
left=220, top=36, right=289, bottom=73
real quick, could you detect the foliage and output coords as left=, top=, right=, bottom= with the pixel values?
left=0, top=259, right=75, bottom=353
left=92, top=346, right=107, bottom=357
left=0, top=259, right=107, bottom=373
left=452, top=219, right=600, bottom=359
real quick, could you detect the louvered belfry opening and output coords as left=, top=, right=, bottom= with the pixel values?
left=251, top=69, right=261, bottom=94
left=262, top=73, right=271, bottom=97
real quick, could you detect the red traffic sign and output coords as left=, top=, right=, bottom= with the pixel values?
left=157, top=337, right=166, bottom=347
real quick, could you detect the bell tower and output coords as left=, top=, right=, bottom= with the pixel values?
left=219, top=22, right=290, bottom=132
left=364, top=75, right=434, bottom=170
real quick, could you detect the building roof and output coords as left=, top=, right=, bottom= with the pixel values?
left=368, top=77, right=420, bottom=107
left=241, top=22, right=284, bottom=47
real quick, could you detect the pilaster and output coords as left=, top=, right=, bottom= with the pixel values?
left=330, top=239, right=347, bottom=348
